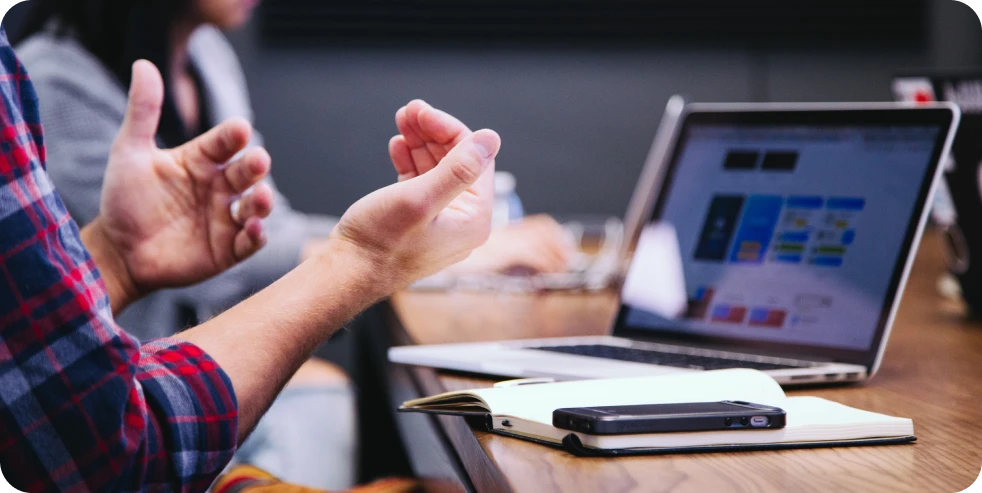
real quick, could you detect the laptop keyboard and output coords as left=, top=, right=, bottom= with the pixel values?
left=529, top=344, right=804, bottom=371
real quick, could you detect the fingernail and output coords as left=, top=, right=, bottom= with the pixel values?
left=473, top=132, right=498, bottom=161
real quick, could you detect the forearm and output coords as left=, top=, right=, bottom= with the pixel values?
left=81, top=217, right=140, bottom=314
left=178, top=239, right=386, bottom=439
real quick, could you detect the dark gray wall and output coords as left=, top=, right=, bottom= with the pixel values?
left=13, top=2, right=982, bottom=218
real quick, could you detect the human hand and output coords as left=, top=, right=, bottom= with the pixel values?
left=388, top=99, right=473, bottom=181
left=302, top=100, right=476, bottom=265
left=84, top=61, right=274, bottom=311
left=328, top=103, right=501, bottom=294
left=447, top=215, right=577, bottom=275
left=387, top=104, right=576, bottom=276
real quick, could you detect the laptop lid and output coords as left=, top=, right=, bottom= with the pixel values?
left=610, top=103, right=959, bottom=370
left=620, top=95, right=687, bottom=259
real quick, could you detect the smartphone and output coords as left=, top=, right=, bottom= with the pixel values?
left=553, top=401, right=786, bottom=435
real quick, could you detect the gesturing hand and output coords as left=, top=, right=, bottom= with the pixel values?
left=388, top=100, right=575, bottom=276
left=85, top=61, right=275, bottom=309
left=388, top=99, right=472, bottom=182
left=330, top=102, right=500, bottom=292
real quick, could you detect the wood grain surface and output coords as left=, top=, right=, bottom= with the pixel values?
left=391, top=233, right=982, bottom=493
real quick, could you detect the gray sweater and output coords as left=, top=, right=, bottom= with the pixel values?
left=17, top=25, right=338, bottom=340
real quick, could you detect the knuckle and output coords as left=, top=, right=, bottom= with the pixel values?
left=219, top=127, right=237, bottom=153
left=234, top=161, right=251, bottom=184
left=126, top=96, right=158, bottom=120
left=448, top=152, right=482, bottom=185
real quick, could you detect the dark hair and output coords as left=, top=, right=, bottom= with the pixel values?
left=13, top=0, right=195, bottom=147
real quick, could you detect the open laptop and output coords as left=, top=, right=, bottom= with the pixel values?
left=390, top=102, right=960, bottom=385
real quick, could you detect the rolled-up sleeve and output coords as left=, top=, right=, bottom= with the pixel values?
left=0, top=167, right=240, bottom=493
left=0, top=34, right=238, bottom=492
left=136, top=340, right=239, bottom=490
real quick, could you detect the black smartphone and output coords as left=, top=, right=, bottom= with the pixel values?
left=553, top=401, right=786, bottom=435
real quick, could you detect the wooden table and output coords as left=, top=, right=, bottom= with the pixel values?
left=388, top=233, right=982, bottom=493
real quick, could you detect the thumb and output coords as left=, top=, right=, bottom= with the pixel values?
left=118, top=60, right=164, bottom=144
left=405, top=129, right=501, bottom=217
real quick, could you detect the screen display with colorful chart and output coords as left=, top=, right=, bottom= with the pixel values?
left=624, top=122, right=941, bottom=351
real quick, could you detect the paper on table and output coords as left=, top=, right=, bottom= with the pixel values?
left=621, top=222, right=688, bottom=319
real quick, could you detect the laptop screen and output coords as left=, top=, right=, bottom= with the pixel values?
left=616, top=109, right=954, bottom=363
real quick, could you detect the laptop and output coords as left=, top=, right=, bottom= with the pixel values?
left=390, top=102, right=960, bottom=385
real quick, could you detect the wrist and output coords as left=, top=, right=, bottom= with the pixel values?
left=312, top=237, right=396, bottom=302
left=300, top=238, right=330, bottom=263
left=81, top=217, right=140, bottom=314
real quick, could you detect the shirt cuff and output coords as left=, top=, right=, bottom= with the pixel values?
left=137, top=338, right=239, bottom=490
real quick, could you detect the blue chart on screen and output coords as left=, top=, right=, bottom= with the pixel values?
left=729, top=195, right=783, bottom=264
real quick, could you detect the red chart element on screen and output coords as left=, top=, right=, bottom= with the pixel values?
left=710, top=305, right=748, bottom=324
left=749, top=308, right=787, bottom=329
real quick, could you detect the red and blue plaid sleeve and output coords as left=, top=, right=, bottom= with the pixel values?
left=0, top=31, right=238, bottom=492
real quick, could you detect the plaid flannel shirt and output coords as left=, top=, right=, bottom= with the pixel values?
left=0, top=31, right=238, bottom=492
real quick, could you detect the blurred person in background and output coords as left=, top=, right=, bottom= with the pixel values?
left=12, top=0, right=574, bottom=489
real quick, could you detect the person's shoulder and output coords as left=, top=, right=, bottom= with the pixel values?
left=17, top=31, right=126, bottom=112
left=189, top=25, right=246, bottom=80
left=189, top=25, right=255, bottom=122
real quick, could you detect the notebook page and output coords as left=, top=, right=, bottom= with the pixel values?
left=777, top=396, right=913, bottom=439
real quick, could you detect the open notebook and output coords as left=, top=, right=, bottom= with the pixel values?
left=400, top=370, right=915, bottom=456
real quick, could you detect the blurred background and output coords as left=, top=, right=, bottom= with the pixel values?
left=5, top=0, right=981, bottom=218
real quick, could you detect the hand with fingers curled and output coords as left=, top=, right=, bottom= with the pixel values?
left=327, top=99, right=502, bottom=293
left=383, top=100, right=574, bottom=277
left=300, top=100, right=572, bottom=277
left=81, top=60, right=275, bottom=311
